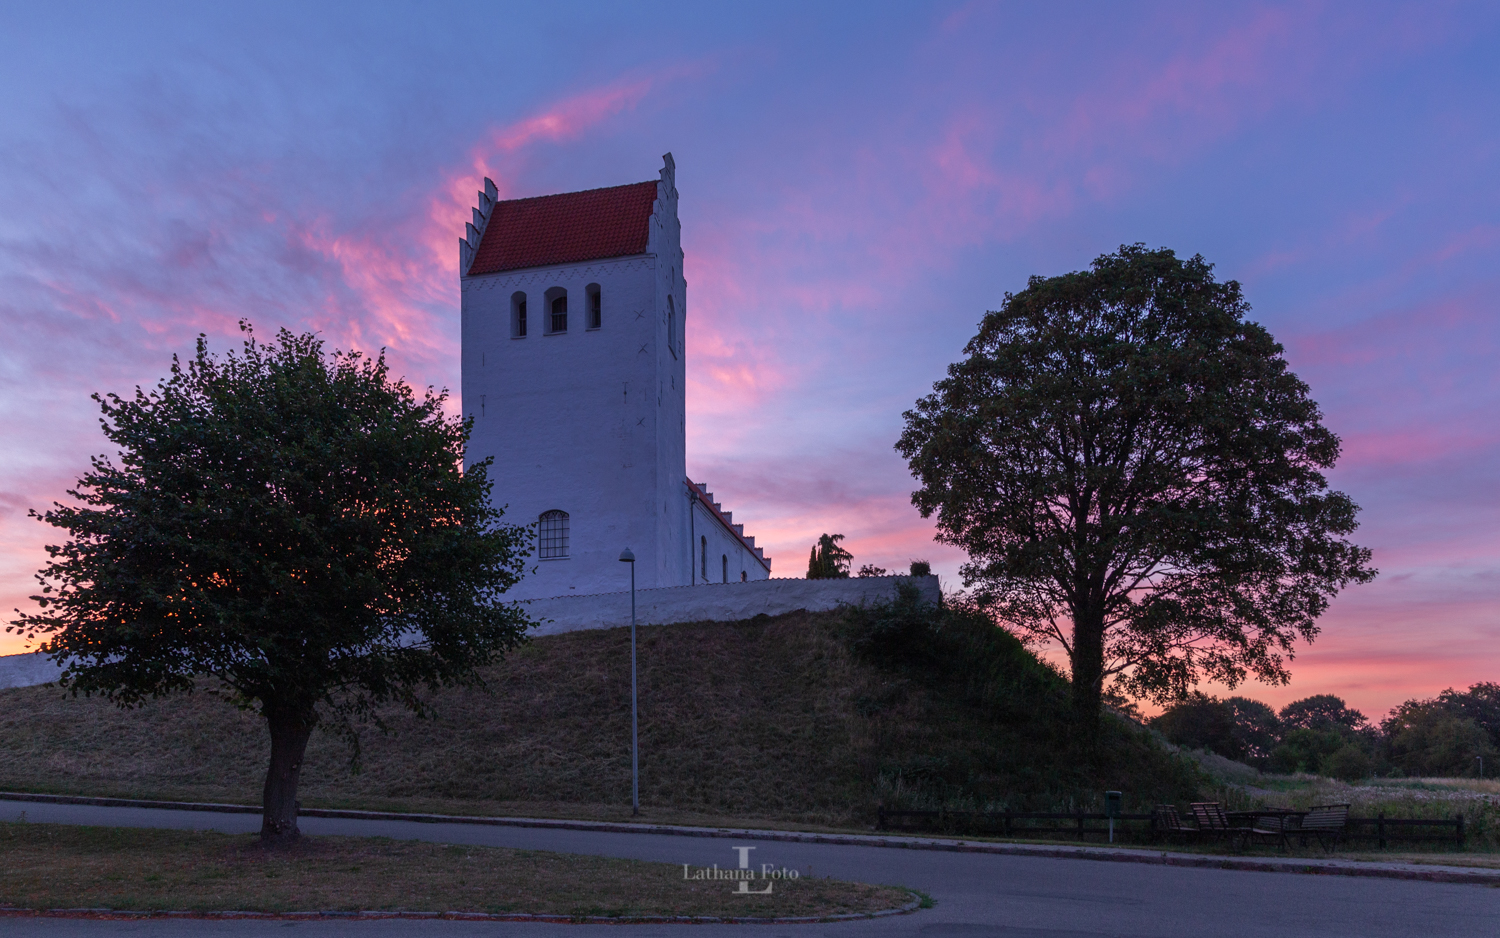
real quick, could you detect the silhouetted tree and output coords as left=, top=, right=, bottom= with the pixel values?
left=1151, top=693, right=1239, bottom=758
left=1278, top=694, right=1367, bottom=733
left=9, top=325, right=533, bottom=844
left=806, top=533, right=853, bottom=579
left=1223, top=696, right=1281, bottom=763
left=897, top=245, right=1375, bottom=732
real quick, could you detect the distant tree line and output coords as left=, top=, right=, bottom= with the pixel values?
left=1149, top=684, right=1500, bottom=781
left=804, top=531, right=931, bottom=580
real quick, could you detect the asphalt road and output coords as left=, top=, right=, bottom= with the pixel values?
left=2, top=800, right=1496, bottom=937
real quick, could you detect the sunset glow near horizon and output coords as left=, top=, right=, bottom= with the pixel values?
left=1, top=3, right=1496, bottom=722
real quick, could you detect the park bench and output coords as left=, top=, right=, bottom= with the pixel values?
left=1192, top=802, right=1286, bottom=850
left=1189, top=802, right=1236, bottom=844
left=1295, top=803, right=1350, bottom=852
left=1152, top=805, right=1198, bottom=844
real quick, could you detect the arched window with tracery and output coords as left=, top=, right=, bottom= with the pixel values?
left=539, top=510, right=570, bottom=559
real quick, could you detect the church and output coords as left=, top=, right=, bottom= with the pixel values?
left=460, top=154, right=771, bottom=600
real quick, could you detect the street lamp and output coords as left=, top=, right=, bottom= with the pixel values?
left=618, top=548, right=639, bottom=816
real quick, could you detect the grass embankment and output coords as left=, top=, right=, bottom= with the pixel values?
left=0, top=822, right=907, bottom=917
left=0, top=603, right=1199, bottom=828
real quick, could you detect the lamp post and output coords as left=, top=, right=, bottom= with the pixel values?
left=618, top=548, right=639, bottom=816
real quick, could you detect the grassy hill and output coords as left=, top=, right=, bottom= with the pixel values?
left=0, top=594, right=1201, bottom=830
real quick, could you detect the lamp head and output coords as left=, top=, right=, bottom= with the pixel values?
left=618, top=548, right=636, bottom=563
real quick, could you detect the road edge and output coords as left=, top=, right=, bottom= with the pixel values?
left=4, top=791, right=1497, bottom=887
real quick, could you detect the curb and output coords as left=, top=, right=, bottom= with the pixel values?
left=5, top=791, right=1499, bottom=887
left=0, top=898, right=923, bottom=924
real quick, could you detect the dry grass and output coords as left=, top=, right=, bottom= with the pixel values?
left=0, top=822, right=909, bottom=917
left=0, top=610, right=1197, bottom=827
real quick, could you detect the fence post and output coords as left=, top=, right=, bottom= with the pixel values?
left=1004, top=810, right=1012, bottom=838
left=1377, top=812, right=1385, bottom=850
left=877, top=807, right=885, bottom=831
left=1456, top=813, right=1464, bottom=850
left=1077, top=809, right=1085, bottom=840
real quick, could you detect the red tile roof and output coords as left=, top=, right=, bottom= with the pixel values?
left=467, top=180, right=659, bottom=276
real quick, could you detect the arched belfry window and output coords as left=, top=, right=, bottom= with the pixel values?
left=700, top=535, right=707, bottom=580
left=539, top=510, right=570, bottom=559
left=544, top=287, right=567, bottom=334
left=722, top=554, right=728, bottom=584
left=511, top=292, right=528, bottom=338
left=586, top=283, right=602, bottom=330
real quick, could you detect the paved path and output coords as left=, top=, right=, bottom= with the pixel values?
left=3, top=800, right=1497, bottom=937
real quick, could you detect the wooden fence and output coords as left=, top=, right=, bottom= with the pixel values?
left=876, top=808, right=1467, bottom=849
left=876, top=808, right=1153, bottom=842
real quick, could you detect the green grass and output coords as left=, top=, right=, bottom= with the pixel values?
left=0, top=608, right=1200, bottom=829
left=0, top=822, right=911, bottom=917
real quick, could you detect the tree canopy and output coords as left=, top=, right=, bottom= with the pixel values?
left=10, top=324, right=533, bottom=842
left=896, top=245, right=1375, bottom=729
left=1278, top=693, right=1368, bottom=733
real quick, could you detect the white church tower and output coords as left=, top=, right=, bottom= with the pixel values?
left=461, top=154, right=771, bottom=600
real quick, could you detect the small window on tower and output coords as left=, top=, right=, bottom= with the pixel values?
left=511, top=292, right=528, bottom=338
left=538, top=510, right=570, bottom=559
left=544, top=287, right=568, bottom=334
left=586, top=283, right=602, bottom=329
left=667, top=295, right=677, bottom=360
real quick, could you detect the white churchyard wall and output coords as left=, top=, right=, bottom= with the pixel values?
left=522, top=574, right=940, bottom=636
left=0, top=652, right=64, bottom=689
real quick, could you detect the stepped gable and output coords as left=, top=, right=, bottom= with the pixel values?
left=466, top=180, right=659, bottom=276
left=689, top=479, right=770, bottom=570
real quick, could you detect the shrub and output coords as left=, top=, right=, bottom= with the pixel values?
left=1268, top=728, right=1348, bottom=774
left=1322, top=743, right=1373, bottom=782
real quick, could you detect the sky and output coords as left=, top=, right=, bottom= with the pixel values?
left=1, top=1, right=1496, bottom=721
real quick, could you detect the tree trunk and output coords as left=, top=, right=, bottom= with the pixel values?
left=261, top=701, right=317, bottom=844
left=1069, top=607, right=1106, bottom=740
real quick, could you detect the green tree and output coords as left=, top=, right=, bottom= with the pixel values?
left=1436, top=682, right=1500, bottom=750
left=1223, top=696, right=1281, bottom=764
left=9, top=325, right=533, bottom=843
left=1150, top=693, right=1239, bottom=758
left=896, top=245, right=1375, bottom=731
left=1383, top=699, right=1496, bottom=777
left=806, top=533, right=853, bottom=579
